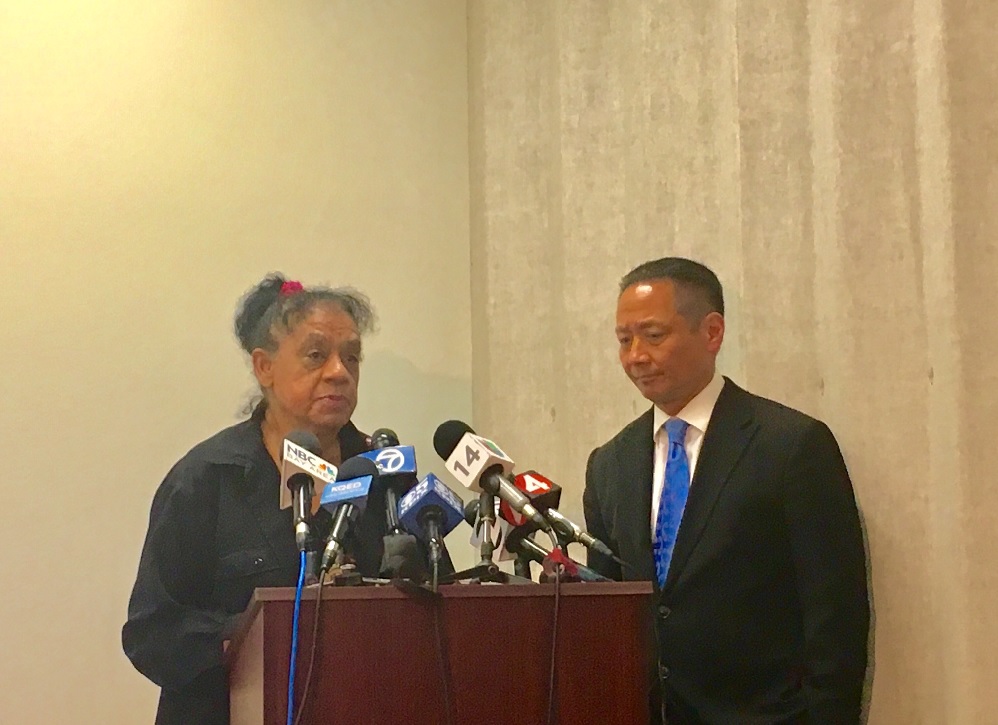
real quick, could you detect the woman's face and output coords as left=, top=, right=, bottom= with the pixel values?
left=252, top=303, right=361, bottom=436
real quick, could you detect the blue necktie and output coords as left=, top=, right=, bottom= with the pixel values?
left=653, top=418, right=691, bottom=588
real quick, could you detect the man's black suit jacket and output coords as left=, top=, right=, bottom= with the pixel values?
left=583, top=378, right=869, bottom=725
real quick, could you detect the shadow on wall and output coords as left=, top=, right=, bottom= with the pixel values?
left=859, top=504, right=875, bottom=725
left=356, top=350, right=478, bottom=572
left=353, top=349, right=473, bottom=472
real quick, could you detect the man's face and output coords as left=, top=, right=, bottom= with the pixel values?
left=615, top=280, right=724, bottom=415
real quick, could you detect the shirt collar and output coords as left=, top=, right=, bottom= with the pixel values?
left=198, top=417, right=369, bottom=467
left=653, top=371, right=725, bottom=439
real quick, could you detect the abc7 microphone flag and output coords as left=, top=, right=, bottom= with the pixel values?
left=358, top=445, right=417, bottom=477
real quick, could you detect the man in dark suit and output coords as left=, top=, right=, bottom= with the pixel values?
left=583, top=258, right=869, bottom=725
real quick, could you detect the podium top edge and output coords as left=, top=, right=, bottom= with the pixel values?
left=250, top=580, right=653, bottom=604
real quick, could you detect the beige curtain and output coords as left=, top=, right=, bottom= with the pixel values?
left=468, top=1, right=998, bottom=722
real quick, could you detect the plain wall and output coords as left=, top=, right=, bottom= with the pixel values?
left=467, top=2, right=998, bottom=723
left=0, top=2, right=470, bottom=722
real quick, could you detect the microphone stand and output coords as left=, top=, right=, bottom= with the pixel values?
left=304, top=549, right=320, bottom=586
left=440, top=494, right=535, bottom=586
left=385, top=487, right=402, bottom=534
left=477, top=491, right=496, bottom=564
left=514, top=555, right=533, bottom=580
left=418, top=512, right=444, bottom=593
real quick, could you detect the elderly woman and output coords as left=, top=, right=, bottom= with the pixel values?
left=122, top=274, right=383, bottom=725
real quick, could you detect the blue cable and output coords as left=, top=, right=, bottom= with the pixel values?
left=287, top=550, right=306, bottom=725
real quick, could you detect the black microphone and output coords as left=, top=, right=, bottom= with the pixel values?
left=318, top=456, right=379, bottom=573
left=462, top=498, right=479, bottom=528
left=500, top=469, right=622, bottom=564
left=367, top=428, right=418, bottom=534
left=462, top=493, right=511, bottom=565
left=282, top=430, right=322, bottom=552
left=398, top=474, right=466, bottom=590
left=504, top=524, right=611, bottom=582
left=499, top=470, right=562, bottom=526
left=544, top=508, right=619, bottom=561
left=379, top=535, right=428, bottom=581
left=363, top=428, right=426, bottom=578
left=465, top=498, right=534, bottom=575
left=370, top=429, right=397, bottom=449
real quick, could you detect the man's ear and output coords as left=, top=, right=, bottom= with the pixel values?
left=702, top=311, right=725, bottom=354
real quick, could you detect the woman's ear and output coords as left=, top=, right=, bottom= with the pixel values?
left=251, top=348, right=274, bottom=389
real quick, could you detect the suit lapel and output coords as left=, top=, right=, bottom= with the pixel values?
left=615, top=410, right=657, bottom=582
left=664, top=379, right=758, bottom=591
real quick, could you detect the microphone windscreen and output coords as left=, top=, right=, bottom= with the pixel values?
left=370, top=428, right=400, bottom=448
left=379, top=533, right=428, bottom=580
left=337, top=455, right=380, bottom=481
left=462, top=499, right=480, bottom=527
left=286, top=472, right=313, bottom=492
left=286, top=429, right=321, bottom=455
left=433, top=420, right=474, bottom=459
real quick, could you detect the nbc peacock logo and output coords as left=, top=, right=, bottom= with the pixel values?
left=480, top=437, right=508, bottom=459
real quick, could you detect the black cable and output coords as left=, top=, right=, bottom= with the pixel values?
left=617, top=556, right=639, bottom=576
left=293, top=570, right=327, bottom=725
left=432, top=596, right=455, bottom=725
left=546, top=564, right=563, bottom=725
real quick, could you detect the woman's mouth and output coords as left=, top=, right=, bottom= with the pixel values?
left=316, top=394, right=349, bottom=408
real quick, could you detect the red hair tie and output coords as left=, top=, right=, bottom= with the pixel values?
left=280, top=280, right=304, bottom=296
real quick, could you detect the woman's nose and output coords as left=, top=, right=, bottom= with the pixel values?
left=322, top=354, right=348, bottom=379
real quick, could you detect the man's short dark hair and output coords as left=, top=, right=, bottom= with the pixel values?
left=619, top=257, right=724, bottom=322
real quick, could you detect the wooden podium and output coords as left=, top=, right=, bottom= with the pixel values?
left=226, top=581, right=653, bottom=725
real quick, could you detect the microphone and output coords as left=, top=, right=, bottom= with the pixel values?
left=359, top=429, right=424, bottom=578
left=280, top=432, right=339, bottom=510
left=432, top=420, right=554, bottom=537
left=544, top=508, right=619, bottom=561
left=502, top=469, right=620, bottom=563
left=462, top=499, right=478, bottom=527
left=358, top=428, right=418, bottom=534
left=503, top=523, right=611, bottom=582
left=499, top=470, right=563, bottom=527
left=462, top=498, right=515, bottom=563
left=379, top=535, right=428, bottom=581
left=472, top=497, right=532, bottom=576
left=318, top=456, right=379, bottom=573
left=280, top=431, right=330, bottom=551
left=370, top=428, right=397, bottom=449
left=398, top=473, right=466, bottom=588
